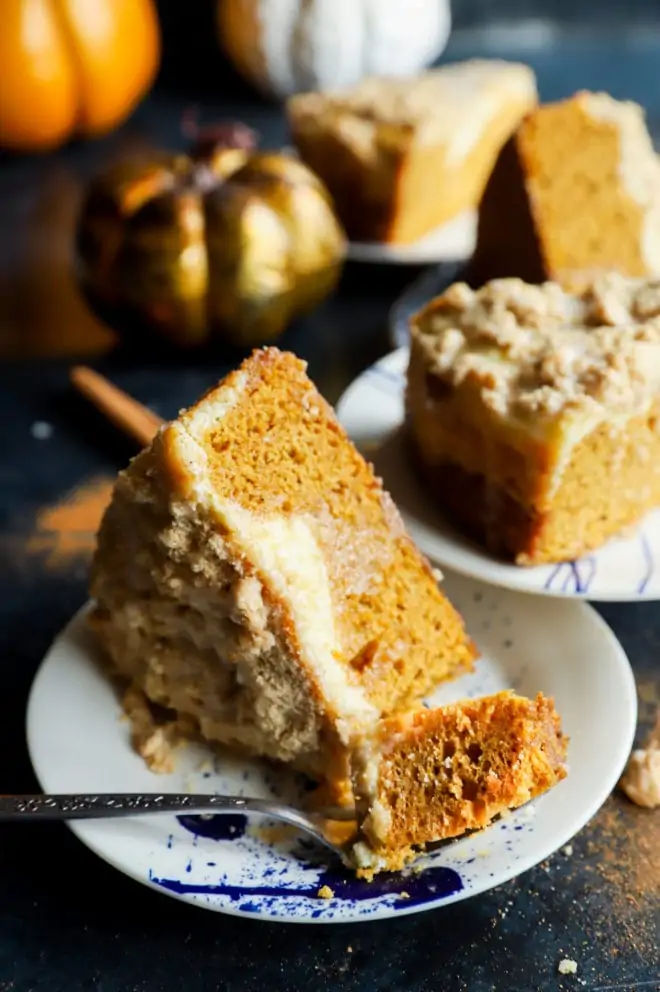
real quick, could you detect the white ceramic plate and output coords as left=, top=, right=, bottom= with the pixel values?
left=27, top=583, right=636, bottom=923
left=347, top=210, right=476, bottom=264
left=336, top=348, right=660, bottom=601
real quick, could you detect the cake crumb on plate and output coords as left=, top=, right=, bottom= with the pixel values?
left=317, top=885, right=334, bottom=900
left=558, top=958, right=578, bottom=975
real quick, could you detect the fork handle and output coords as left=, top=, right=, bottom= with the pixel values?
left=0, top=794, right=252, bottom=820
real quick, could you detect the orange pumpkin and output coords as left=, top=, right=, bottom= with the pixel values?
left=0, top=0, right=160, bottom=152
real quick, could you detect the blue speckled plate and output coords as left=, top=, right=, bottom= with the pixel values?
left=26, top=581, right=635, bottom=923
left=337, top=348, right=660, bottom=602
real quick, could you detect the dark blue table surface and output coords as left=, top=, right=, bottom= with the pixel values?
left=0, top=15, right=658, bottom=992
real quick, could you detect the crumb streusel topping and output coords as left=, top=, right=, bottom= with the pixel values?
left=414, top=274, right=660, bottom=424
left=290, top=61, right=536, bottom=148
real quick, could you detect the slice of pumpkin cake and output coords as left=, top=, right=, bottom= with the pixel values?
left=90, top=347, right=476, bottom=784
left=349, top=690, right=568, bottom=875
left=468, top=91, right=660, bottom=287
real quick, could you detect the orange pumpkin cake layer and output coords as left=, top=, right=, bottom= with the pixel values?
left=469, top=91, right=660, bottom=286
left=350, top=691, right=567, bottom=876
left=90, top=348, right=476, bottom=780
left=407, top=275, right=660, bottom=565
left=287, top=60, right=537, bottom=245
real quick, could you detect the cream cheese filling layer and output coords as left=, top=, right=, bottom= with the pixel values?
left=168, top=414, right=379, bottom=746
left=350, top=731, right=393, bottom=866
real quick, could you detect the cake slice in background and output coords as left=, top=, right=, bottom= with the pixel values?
left=468, top=91, right=660, bottom=287
left=90, top=347, right=476, bottom=787
left=349, top=691, right=568, bottom=876
left=406, top=274, right=660, bottom=565
left=287, top=60, right=537, bottom=245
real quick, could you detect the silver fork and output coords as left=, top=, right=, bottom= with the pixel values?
left=0, top=793, right=357, bottom=863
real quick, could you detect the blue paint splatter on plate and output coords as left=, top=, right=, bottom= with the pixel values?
left=148, top=863, right=463, bottom=909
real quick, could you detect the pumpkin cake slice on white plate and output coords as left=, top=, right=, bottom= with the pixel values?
left=287, top=59, right=537, bottom=245
left=89, top=347, right=477, bottom=802
left=469, top=90, right=660, bottom=286
left=406, top=273, right=660, bottom=566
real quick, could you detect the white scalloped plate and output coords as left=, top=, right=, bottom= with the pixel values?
left=336, top=348, right=660, bottom=601
left=26, top=582, right=635, bottom=923
left=347, top=210, right=476, bottom=264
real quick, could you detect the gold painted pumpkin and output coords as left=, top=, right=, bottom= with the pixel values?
left=76, top=126, right=347, bottom=348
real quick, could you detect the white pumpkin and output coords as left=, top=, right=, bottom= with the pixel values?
left=217, top=0, right=452, bottom=99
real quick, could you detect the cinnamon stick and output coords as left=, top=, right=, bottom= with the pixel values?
left=70, top=366, right=164, bottom=448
